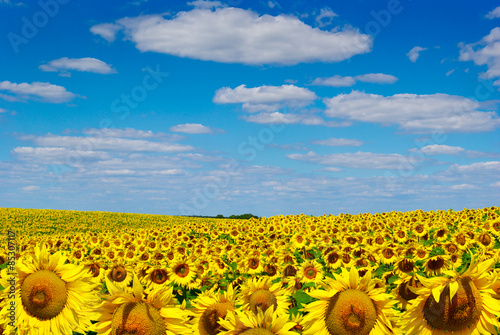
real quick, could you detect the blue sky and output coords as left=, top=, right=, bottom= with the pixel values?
left=0, top=0, right=499, bottom=217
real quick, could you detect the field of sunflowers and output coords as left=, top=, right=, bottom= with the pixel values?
left=1, top=206, right=500, bottom=335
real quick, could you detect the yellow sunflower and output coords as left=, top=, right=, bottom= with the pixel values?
left=297, top=259, right=324, bottom=286
left=169, top=257, right=197, bottom=288
left=0, top=244, right=100, bottom=335
left=400, top=254, right=500, bottom=335
left=94, top=272, right=194, bottom=335
left=189, top=283, right=239, bottom=335
left=236, top=276, right=291, bottom=317
left=218, top=304, right=297, bottom=335
left=300, top=266, right=396, bottom=335
left=106, top=262, right=134, bottom=290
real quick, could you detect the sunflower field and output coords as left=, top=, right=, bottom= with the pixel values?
left=1, top=206, right=500, bottom=335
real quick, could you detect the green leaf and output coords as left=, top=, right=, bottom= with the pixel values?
left=388, top=274, right=398, bottom=285
left=292, top=289, right=315, bottom=308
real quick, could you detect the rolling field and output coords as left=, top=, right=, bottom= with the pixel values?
left=1, top=207, right=500, bottom=335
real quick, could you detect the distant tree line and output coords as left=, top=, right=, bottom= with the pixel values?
left=216, top=213, right=259, bottom=219
left=183, top=213, right=259, bottom=219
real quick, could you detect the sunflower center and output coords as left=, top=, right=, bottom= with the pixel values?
left=305, top=267, right=317, bottom=279
left=20, top=270, right=67, bottom=320
left=89, top=264, right=101, bottom=277
left=427, top=257, right=445, bottom=270
left=239, top=328, right=274, bottom=335
left=423, top=276, right=482, bottom=332
left=201, top=301, right=234, bottom=335
left=111, top=301, right=166, bottom=335
left=325, top=289, right=377, bottom=335
left=398, top=259, right=414, bottom=273
left=151, top=269, right=168, bottom=284
left=249, top=289, right=278, bottom=314
left=110, top=266, right=128, bottom=282
left=398, top=277, right=421, bottom=302
left=175, top=264, right=190, bottom=277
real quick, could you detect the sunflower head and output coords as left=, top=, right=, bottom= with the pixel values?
left=422, top=276, right=482, bottom=332
left=21, top=269, right=67, bottom=320
left=111, top=301, right=166, bottom=335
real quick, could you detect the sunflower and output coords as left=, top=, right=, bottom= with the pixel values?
left=240, top=255, right=265, bottom=275
left=218, top=304, right=297, bottom=335
left=94, top=272, right=194, bottom=335
left=400, top=254, right=500, bottom=335
left=143, top=267, right=172, bottom=291
left=424, top=255, right=450, bottom=277
left=106, top=262, right=134, bottom=290
left=297, top=259, right=324, bottom=286
left=169, top=257, right=197, bottom=288
left=237, top=276, right=291, bottom=317
left=0, top=244, right=100, bottom=335
left=394, top=257, right=417, bottom=277
left=300, top=266, right=396, bottom=335
left=392, top=274, right=423, bottom=311
left=189, top=283, right=239, bottom=335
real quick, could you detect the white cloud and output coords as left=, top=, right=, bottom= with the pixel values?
left=312, top=138, right=364, bottom=146
left=91, top=7, right=372, bottom=65
left=170, top=123, right=213, bottom=134
left=13, top=147, right=110, bottom=166
left=0, top=107, right=7, bottom=113
left=312, top=73, right=397, bottom=87
left=82, top=128, right=157, bottom=138
left=453, top=161, right=500, bottom=173
left=0, top=81, right=77, bottom=103
left=187, top=0, right=224, bottom=9
left=446, top=69, right=455, bottom=76
left=486, top=6, right=500, bottom=19
left=21, top=185, right=40, bottom=191
left=409, top=144, right=465, bottom=155
left=287, top=151, right=408, bottom=169
left=19, top=134, right=194, bottom=153
left=39, top=57, right=116, bottom=75
left=459, top=28, right=500, bottom=86
left=315, top=7, right=337, bottom=27
left=450, top=183, right=477, bottom=190
left=355, top=73, right=398, bottom=84
left=407, top=46, right=427, bottom=62
left=244, top=111, right=351, bottom=127
left=312, top=75, right=356, bottom=87
left=90, top=23, right=122, bottom=42
left=323, top=91, right=500, bottom=133
left=214, top=84, right=317, bottom=112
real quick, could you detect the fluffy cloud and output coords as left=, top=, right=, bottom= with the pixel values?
left=323, top=91, right=500, bottom=133
left=0, top=81, right=77, bottom=103
left=312, top=138, right=364, bottom=146
left=311, top=73, right=398, bottom=87
left=17, top=134, right=194, bottom=153
left=287, top=151, right=408, bottom=169
left=214, top=84, right=317, bottom=112
left=90, top=23, right=122, bottom=42
left=409, top=144, right=465, bottom=155
left=187, top=0, right=224, bottom=9
left=407, top=46, right=427, bottom=62
left=170, top=123, right=213, bottom=134
left=90, top=7, right=372, bottom=65
left=486, top=6, right=500, bottom=19
left=244, top=111, right=351, bottom=127
left=39, top=57, right=116, bottom=75
left=459, top=28, right=500, bottom=86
